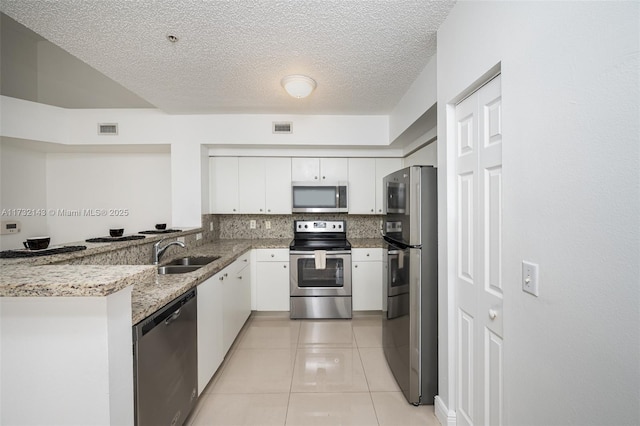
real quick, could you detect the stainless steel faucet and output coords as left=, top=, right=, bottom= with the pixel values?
left=153, top=238, right=186, bottom=264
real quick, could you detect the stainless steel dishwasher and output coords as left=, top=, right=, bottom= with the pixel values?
left=133, top=289, right=198, bottom=426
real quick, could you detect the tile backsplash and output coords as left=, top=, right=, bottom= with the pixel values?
left=208, top=214, right=383, bottom=240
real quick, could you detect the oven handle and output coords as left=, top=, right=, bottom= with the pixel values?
left=289, top=250, right=352, bottom=256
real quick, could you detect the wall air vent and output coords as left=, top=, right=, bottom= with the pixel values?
left=272, top=121, right=292, bottom=134
left=98, top=123, right=118, bottom=135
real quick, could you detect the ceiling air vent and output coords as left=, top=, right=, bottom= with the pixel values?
left=272, top=121, right=292, bottom=134
left=98, top=123, right=118, bottom=135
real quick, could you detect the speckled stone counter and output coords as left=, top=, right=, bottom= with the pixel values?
left=1, top=235, right=387, bottom=324
left=0, top=264, right=156, bottom=297
left=131, top=238, right=290, bottom=323
left=350, top=237, right=386, bottom=248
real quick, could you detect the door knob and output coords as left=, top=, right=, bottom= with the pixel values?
left=488, top=309, right=497, bottom=320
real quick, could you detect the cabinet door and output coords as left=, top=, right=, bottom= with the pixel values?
left=197, top=272, right=224, bottom=395
left=210, top=157, right=239, bottom=213
left=320, top=158, right=348, bottom=181
left=348, top=158, right=376, bottom=214
left=239, top=157, right=266, bottom=213
left=222, top=256, right=252, bottom=353
left=352, top=261, right=383, bottom=310
left=256, top=261, right=290, bottom=311
left=375, top=158, right=402, bottom=214
left=352, top=248, right=384, bottom=311
left=221, top=268, right=235, bottom=353
left=265, top=157, right=292, bottom=214
left=291, top=158, right=320, bottom=181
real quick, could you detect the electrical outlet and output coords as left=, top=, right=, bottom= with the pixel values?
left=265, top=220, right=271, bottom=229
left=209, top=222, right=213, bottom=231
left=522, top=261, right=539, bottom=296
left=250, top=220, right=256, bottom=229
left=196, top=233, right=202, bottom=240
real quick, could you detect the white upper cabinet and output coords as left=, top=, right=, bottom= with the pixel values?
left=347, top=158, right=402, bottom=215
left=211, top=156, right=397, bottom=215
left=348, top=158, right=376, bottom=214
left=239, top=157, right=266, bottom=213
left=291, top=158, right=348, bottom=182
left=375, top=158, right=402, bottom=214
left=265, top=157, right=292, bottom=214
left=210, top=157, right=239, bottom=213
left=214, top=157, right=291, bottom=214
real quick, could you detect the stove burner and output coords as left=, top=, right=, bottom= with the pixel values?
left=290, top=220, right=350, bottom=251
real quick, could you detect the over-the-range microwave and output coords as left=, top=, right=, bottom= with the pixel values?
left=291, top=182, right=348, bottom=213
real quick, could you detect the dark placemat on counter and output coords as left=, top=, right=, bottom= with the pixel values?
left=138, top=229, right=183, bottom=234
left=85, top=235, right=146, bottom=243
left=0, top=245, right=87, bottom=258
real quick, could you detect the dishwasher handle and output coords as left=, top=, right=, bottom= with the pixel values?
left=164, top=308, right=182, bottom=326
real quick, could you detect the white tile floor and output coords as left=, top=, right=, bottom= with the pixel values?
left=186, top=313, right=440, bottom=426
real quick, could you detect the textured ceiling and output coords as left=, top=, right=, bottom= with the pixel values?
left=0, top=0, right=455, bottom=115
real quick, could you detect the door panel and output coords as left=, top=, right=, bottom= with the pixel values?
left=455, top=74, right=503, bottom=426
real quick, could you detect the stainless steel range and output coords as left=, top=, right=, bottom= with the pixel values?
left=289, top=220, right=352, bottom=319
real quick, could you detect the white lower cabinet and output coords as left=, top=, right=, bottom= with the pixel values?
left=222, top=252, right=252, bottom=353
left=197, top=252, right=251, bottom=395
left=255, top=249, right=290, bottom=311
left=352, top=248, right=383, bottom=311
left=197, top=271, right=224, bottom=396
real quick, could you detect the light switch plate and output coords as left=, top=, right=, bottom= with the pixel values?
left=196, top=233, right=202, bottom=240
left=249, top=220, right=256, bottom=229
left=522, top=261, right=539, bottom=296
left=265, top=221, right=271, bottom=229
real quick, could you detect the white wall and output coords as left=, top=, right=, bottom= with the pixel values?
left=0, top=140, right=48, bottom=250
left=403, top=142, right=437, bottom=167
left=437, top=2, right=639, bottom=425
left=46, top=152, right=171, bottom=243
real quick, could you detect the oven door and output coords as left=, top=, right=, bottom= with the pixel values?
left=290, top=251, right=352, bottom=296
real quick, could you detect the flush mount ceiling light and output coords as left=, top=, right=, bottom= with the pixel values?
left=281, top=75, right=317, bottom=99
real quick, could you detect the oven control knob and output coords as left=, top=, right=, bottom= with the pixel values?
left=304, top=225, right=308, bottom=228
left=332, top=225, right=336, bottom=229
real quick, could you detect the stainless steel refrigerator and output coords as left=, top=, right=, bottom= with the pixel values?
left=382, top=165, right=437, bottom=405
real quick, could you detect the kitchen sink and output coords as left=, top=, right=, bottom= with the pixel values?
left=166, top=256, right=220, bottom=266
left=157, top=265, right=203, bottom=275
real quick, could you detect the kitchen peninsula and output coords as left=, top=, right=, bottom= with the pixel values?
left=0, top=228, right=292, bottom=425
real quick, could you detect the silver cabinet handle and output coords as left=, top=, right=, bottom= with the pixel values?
left=219, top=276, right=224, bottom=281
left=271, top=254, right=275, bottom=257
left=224, top=273, right=228, bottom=277
left=283, top=265, right=287, bottom=269
left=489, top=309, right=497, bottom=320
left=366, top=253, right=370, bottom=257
left=238, top=276, right=242, bottom=280
left=355, top=265, right=358, bottom=268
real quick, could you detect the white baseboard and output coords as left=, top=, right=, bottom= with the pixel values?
left=435, top=396, right=456, bottom=426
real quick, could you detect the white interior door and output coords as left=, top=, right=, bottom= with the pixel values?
left=455, top=75, right=503, bottom=426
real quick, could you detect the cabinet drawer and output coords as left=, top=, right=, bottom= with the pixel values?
left=256, top=248, right=289, bottom=262
left=351, top=248, right=383, bottom=262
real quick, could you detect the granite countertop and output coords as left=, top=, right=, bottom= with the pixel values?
left=349, top=237, right=386, bottom=248
left=0, top=228, right=202, bottom=267
left=1, top=235, right=384, bottom=324
left=131, top=238, right=290, bottom=323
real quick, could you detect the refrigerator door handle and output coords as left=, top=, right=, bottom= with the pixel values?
left=383, top=235, right=422, bottom=250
